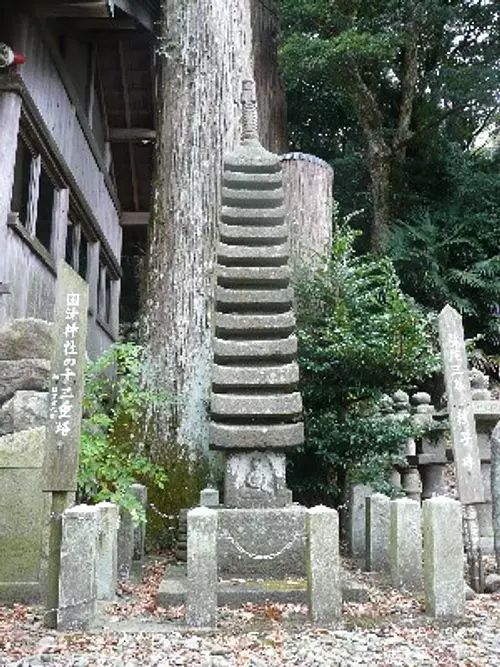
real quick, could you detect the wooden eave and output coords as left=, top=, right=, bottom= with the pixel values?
left=33, top=0, right=159, bottom=32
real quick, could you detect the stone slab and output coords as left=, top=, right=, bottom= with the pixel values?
left=0, top=391, right=48, bottom=436
left=217, top=243, right=288, bottom=266
left=222, top=187, right=284, bottom=208
left=215, top=313, right=295, bottom=337
left=157, top=565, right=370, bottom=608
left=221, top=206, right=285, bottom=225
left=223, top=170, right=282, bottom=189
left=212, top=363, right=299, bottom=390
left=0, top=318, right=53, bottom=361
left=216, top=287, right=293, bottom=310
left=210, top=421, right=304, bottom=450
left=219, top=223, right=287, bottom=245
left=211, top=392, right=302, bottom=418
left=186, top=507, right=218, bottom=627
left=217, top=266, right=290, bottom=288
left=217, top=506, right=306, bottom=577
left=213, top=337, right=297, bottom=363
left=306, top=506, right=341, bottom=623
left=0, top=426, right=45, bottom=468
left=0, top=359, right=51, bottom=404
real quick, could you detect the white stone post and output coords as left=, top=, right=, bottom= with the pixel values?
left=390, top=498, right=423, bottom=592
left=58, top=505, right=99, bottom=631
left=95, top=502, right=119, bottom=600
left=423, top=497, right=465, bottom=617
left=365, top=493, right=391, bottom=572
left=186, top=507, right=218, bottom=627
left=306, top=506, right=341, bottom=623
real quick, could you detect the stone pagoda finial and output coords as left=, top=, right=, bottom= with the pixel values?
left=241, top=79, right=259, bottom=144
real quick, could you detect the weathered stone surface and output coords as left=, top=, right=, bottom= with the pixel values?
left=43, top=262, right=88, bottom=492
left=211, top=392, right=302, bottom=418
left=129, top=484, right=147, bottom=561
left=215, top=313, right=295, bottom=337
left=390, top=498, right=423, bottom=592
left=0, top=427, right=47, bottom=603
left=0, top=359, right=51, bottom=404
left=349, top=484, right=372, bottom=559
left=223, top=170, right=282, bottom=189
left=218, top=506, right=306, bottom=577
left=95, top=502, right=119, bottom=601
left=58, top=505, right=99, bottom=631
left=306, top=506, right=341, bottom=623
left=0, top=318, right=53, bottom=361
left=200, top=487, right=220, bottom=507
left=186, top=507, right=218, bottom=628
left=365, top=493, right=391, bottom=573
left=484, top=573, right=500, bottom=593
left=217, top=266, right=290, bottom=288
left=219, top=223, right=288, bottom=244
left=212, top=363, right=299, bottom=389
left=423, top=497, right=464, bottom=618
left=117, top=506, right=135, bottom=581
left=0, top=426, right=45, bottom=468
left=210, top=422, right=304, bottom=450
left=224, top=451, right=291, bottom=508
left=214, top=336, right=297, bottom=362
left=217, top=242, right=288, bottom=266
left=438, top=304, right=483, bottom=504
left=0, top=391, right=48, bottom=435
left=221, top=187, right=284, bottom=208
left=216, top=287, right=293, bottom=311
left=221, top=206, right=285, bottom=225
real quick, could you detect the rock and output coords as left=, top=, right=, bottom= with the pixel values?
left=0, top=391, right=48, bottom=435
left=0, top=359, right=51, bottom=404
left=465, top=584, right=476, bottom=599
left=484, top=573, right=500, bottom=593
left=0, top=319, right=53, bottom=361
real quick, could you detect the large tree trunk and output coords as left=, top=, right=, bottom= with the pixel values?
left=142, top=0, right=286, bottom=456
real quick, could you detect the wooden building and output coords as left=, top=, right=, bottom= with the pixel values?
left=0, top=1, right=158, bottom=357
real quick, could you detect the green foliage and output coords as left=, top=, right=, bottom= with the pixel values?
left=289, top=224, right=439, bottom=505
left=78, top=342, right=167, bottom=523
left=390, top=149, right=500, bottom=349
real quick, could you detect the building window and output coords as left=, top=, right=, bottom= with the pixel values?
left=65, top=216, right=90, bottom=282
left=10, top=131, right=59, bottom=255
left=97, top=257, right=114, bottom=325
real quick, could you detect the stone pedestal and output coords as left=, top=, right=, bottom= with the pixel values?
left=186, top=507, right=218, bottom=628
left=306, top=506, right=341, bottom=623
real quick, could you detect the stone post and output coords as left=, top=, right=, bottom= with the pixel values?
left=186, top=507, right=218, bottom=627
left=117, top=506, right=134, bottom=580
left=200, top=487, right=220, bottom=507
left=348, top=484, right=372, bottom=558
left=423, top=497, right=464, bottom=618
left=390, top=498, right=423, bottom=592
left=95, top=502, right=119, bottom=600
left=306, top=506, right=341, bottom=623
left=58, top=505, right=99, bottom=631
left=365, top=493, right=391, bottom=573
left=129, top=483, right=147, bottom=561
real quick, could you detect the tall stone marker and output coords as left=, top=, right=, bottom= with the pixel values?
left=42, top=261, right=89, bottom=628
left=438, top=305, right=483, bottom=505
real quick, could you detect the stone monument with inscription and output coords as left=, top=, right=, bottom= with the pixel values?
left=438, top=304, right=484, bottom=591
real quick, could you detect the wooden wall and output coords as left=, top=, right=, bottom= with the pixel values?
left=0, top=14, right=119, bottom=354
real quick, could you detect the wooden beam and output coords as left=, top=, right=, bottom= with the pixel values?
left=114, top=0, right=155, bottom=32
left=121, top=211, right=149, bottom=225
left=109, top=128, right=156, bottom=142
left=35, top=2, right=112, bottom=19
left=118, top=38, right=139, bottom=212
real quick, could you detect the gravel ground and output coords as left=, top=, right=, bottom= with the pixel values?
left=2, top=560, right=500, bottom=666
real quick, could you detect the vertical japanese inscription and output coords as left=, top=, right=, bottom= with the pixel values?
left=43, top=262, right=89, bottom=491
left=438, top=304, right=483, bottom=505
